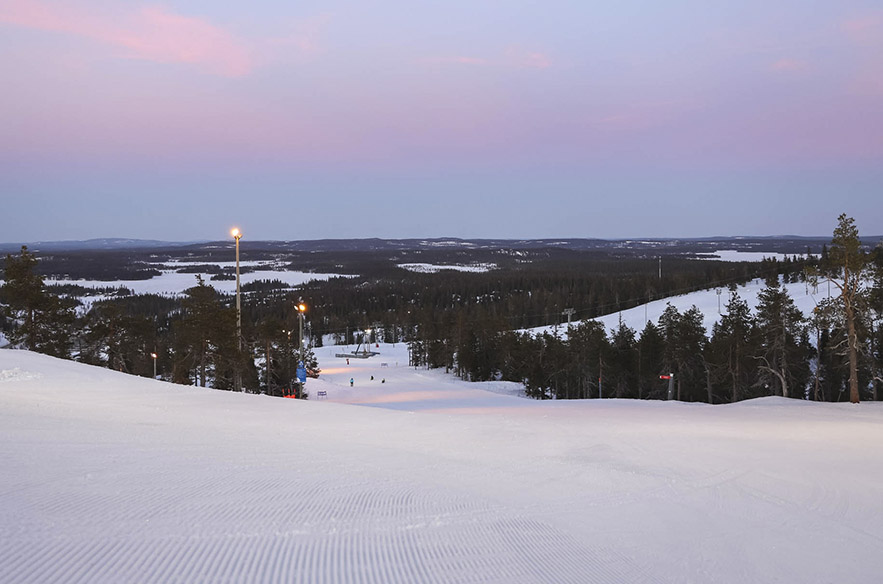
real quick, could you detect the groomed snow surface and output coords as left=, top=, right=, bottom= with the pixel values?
left=2, top=345, right=882, bottom=584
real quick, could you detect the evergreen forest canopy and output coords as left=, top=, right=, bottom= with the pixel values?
left=2, top=215, right=882, bottom=403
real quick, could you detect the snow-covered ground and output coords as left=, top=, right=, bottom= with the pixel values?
left=2, top=345, right=882, bottom=583
left=44, top=269, right=341, bottom=298
left=397, top=263, right=496, bottom=273
left=530, top=278, right=830, bottom=338
left=697, top=250, right=797, bottom=262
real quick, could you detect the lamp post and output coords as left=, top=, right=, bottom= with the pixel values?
left=284, top=329, right=292, bottom=397
left=232, top=227, right=243, bottom=392
left=295, top=302, right=307, bottom=398
left=150, top=352, right=157, bottom=379
left=296, top=302, right=307, bottom=359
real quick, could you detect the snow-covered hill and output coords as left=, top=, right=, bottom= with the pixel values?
left=2, top=346, right=882, bottom=583
left=529, top=277, right=829, bottom=337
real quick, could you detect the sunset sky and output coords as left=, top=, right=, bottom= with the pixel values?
left=2, top=1, right=882, bottom=242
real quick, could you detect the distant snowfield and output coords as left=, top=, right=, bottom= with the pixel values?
left=44, top=269, right=342, bottom=298
left=698, top=249, right=793, bottom=262
left=2, top=345, right=882, bottom=583
left=397, top=262, right=496, bottom=273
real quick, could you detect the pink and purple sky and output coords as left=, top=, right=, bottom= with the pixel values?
left=2, top=0, right=882, bottom=242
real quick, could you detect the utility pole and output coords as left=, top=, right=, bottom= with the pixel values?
left=562, top=308, right=575, bottom=325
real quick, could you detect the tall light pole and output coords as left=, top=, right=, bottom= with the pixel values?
left=296, top=302, right=307, bottom=359
left=295, top=302, right=307, bottom=398
left=284, top=329, right=292, bottom=396
left=232, top=227, right=243, bottom=392
left=150, top=352, right=157, bottom=379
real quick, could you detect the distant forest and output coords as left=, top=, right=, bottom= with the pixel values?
left=3, top=217, right=881, bottom=403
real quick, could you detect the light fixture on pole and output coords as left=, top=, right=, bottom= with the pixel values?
left=231, top=227, right=243, bottom=392
left=295, top=302, right=307, bottom=398
left=296, top=302, right=307, bottom=356
left=150, top=352, right=158, bottom=379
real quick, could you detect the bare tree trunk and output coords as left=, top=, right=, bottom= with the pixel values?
left=200, top=340, right=207, bottom=387
left=266, top=339, right=272, bottom=395
left=732, top=346, right=740, bottom=403
left=814, top=329, right=821, bottom=401
left=846, top=303, right=860, bottom=403
left=780, top=343, right=789, bottom=398
left=705, top=363, right=713, bottom=404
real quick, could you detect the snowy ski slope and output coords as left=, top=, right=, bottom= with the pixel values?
left=2, top=346, right=882, bottom=583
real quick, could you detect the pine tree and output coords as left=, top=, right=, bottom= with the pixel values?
left=608, top=320, right=638, bottom=398
left=80, top=301, right=155, bottom=374
left=658, top=303, right=682, bottom=386
left=637, top=320, right=665, bottom=399
left=567, top=320, right=608, bottom=399
left=2, top=246, right=45, bottom=351
left=658, top=304, right=707, bottom=401
left=174, top=276, right=238, bottom=389
left=870, top=243, right=883, bottom=400
left=1, top=246, right=75, bottom=357
left=679, top=306, right=709, bottom=402
left=708, top=290, right=755, bottom=402
left=754, top=276, right=809, bottom=398
left=825, top=214, right=868, bottom=403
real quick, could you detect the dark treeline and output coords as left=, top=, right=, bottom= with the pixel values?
left=295, top=253, right=779, bottom=343
left=405, top=217, right=883, bottom=404
left=408, top=271, right=880, bottom=403
left=3, top=215, right=881, bottom=402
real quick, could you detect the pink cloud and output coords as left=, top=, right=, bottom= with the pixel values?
left=842, top=14, right=881, bottom=44
left=0, top=0, right=252, bottom=76
left=520, top=51, right=552, bottom=69
left=770, top=58, right=808, bottom=72
left=503, top=47, right=552, bottom=69
left=840, top=13, right=883, bottom=96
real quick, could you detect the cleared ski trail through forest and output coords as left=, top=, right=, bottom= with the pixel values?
left=2, top=346, right=882, bottom=583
